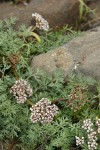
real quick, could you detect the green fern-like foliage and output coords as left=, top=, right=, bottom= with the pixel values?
left=0, top=18, right=99, bottom=150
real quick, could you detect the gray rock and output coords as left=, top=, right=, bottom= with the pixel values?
left=31, top=26, right=100, bottom=79
left=31, top=47, right=74, bottom=76
left=65, top=26, right=100, bottom=79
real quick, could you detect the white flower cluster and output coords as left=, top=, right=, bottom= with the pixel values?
left=75, top=136, right=84, bottom=146
left=82, top=119, right=98, bottom=150
left=96, top=118, right=100, bottom=134
left=32, top=13, right=49, bottom=31
left=88, top=131, right=98, bottom=150
left=10, top=79, right=33, bottom=103
left=30, top=98, right=59, bottom=124
left=82, top=119, right=93, bottom=133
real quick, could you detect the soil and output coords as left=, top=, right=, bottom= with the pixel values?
left=0, top=0, right=100, bottom=30
left=0, top=0, right=78, bottom=29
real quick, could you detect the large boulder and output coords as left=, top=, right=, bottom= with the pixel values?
left=31, top=47, right=74, bottom=76
left=66, top=26, right=100, bottom=79
left=31, top=26, right=100, bottom=79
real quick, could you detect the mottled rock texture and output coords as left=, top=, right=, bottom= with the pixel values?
left=66, top=27, right=100, bottom=79
left=31, top=26, right=100, bottom=79
left=31, top=47, right=74, bottom=76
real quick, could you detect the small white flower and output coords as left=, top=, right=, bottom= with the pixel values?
left=75, top=136, right=84, bottom=146
left=82, top=119, right=93, bottom=132
left=32, top=13, right=49, bottom=31
left=98, top=128, right=100, bottom=134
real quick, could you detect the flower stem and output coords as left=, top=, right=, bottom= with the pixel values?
left=8, top=138, right=17, bottom=150
left=31, top=26, right=37, bottom=31
left=12, top=67, right=19, bottom=80
left=30, top=32, right=41, bottom=43
left=28, top=26, right=37, bottom=32
left=26, top=99, right=34, bottom=106
left=18, top=26, right=41, bottom=43
left=52, top=98, right=67, bottom=104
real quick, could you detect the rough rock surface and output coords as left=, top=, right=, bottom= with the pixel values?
left=0, top=0, right=78, bottom=29
left=66, top=27, right=100, bottom=79
left=31, top=26, right=100, bottom=79
left=31, top=47, right=74, bottom=76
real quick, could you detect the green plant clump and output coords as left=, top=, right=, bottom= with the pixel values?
left=0, top=18, right=100, bottom=150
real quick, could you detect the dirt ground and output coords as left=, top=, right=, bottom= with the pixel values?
left=0, top=0, right=100, bottom=30
left=0, top=0, right=78, bottom=29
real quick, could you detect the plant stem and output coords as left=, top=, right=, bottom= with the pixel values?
left=30, top=32, right=41, bottom=43
left=31, top=26, right=37, bottom=32
left=8, top=139, right=17, bottom=150
left=26, top=99, right=34, bottom=106
left=52, top=98, right=67, bottom=104
left=12, top=67, right=19, bottom=80
left=28, top=26, right=37, bottom=32
left=0, top=142, right=4, bottom=150
left=18, top=26, right=41, bottom=43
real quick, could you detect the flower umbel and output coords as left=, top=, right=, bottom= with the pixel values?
left=10, top=79, right=33, bottom=103
left=96, top=118, right=100, bottom=134
left=82, top=119, right=93, bottom=133
left=32, top=13, right=49, bottom=31
left=75, top=136, right=84, bottom=146
left=30, top=98, right=59, bottom=124
left=82, top=119, right=98, bottom=150
left=87, top=131, right=98, bottom=150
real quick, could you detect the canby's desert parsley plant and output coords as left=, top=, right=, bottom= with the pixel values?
left=82, top=119, right=93, bottom=133
left=32, top=13, right=49, bottom=31
left=75, top=136, right=84, bottom=146
left=87, top=131, right=98, bottom=150
left=10, top=79, right=33, bottom=103
left=18, top=13, right=49, bottom=44
left=30, top=98, right=59, bottom=124
left=67, top=84, right=89, bottom=112
left=10, top=79, right=59, bottom=123
left=76, top=118, right=99, bottom=150
left=0, top=18, right=100, bottom=150
left=84, top=119, right=98, bottom=150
